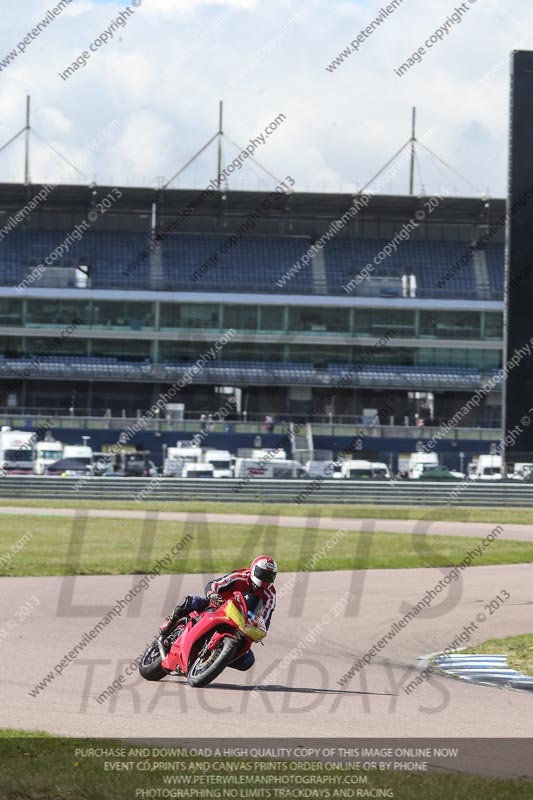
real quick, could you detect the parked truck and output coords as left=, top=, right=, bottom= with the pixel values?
left=204, top=449, right=233, bottom=478
left=62, top=437, right=93, bottom=470
left=34, top=437, right=63, bottom=475
left=0, top=426, right=36, bottom=474
left=163, top=443, right=202, bottom=477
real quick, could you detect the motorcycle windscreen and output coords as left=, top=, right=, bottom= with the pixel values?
left=241, top=593, right=267, bottom=641
left=242, top=593, right=264, bottom=617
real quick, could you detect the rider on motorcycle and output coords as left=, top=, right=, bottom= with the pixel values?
left=158, top=555, right=278, bottom=671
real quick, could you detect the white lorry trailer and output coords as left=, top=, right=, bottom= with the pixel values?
left=0, top=427, right=36, bottom=474
left=34, top=438, right=63, bottom=475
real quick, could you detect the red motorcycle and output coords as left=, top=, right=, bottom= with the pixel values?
left=139, top=592, right=267, bottom=688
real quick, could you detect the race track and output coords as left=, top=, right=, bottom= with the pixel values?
left=1, top=504, right=532, bottom=540
left=1, top=560, right=533, bottom=777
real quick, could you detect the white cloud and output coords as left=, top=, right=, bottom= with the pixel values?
left=0, top=0, right=530, bottom=195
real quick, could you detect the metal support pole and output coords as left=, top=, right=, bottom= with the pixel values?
left=24, top=95, right=31, bottom=185
left=409, top=106, right=416, bottom=195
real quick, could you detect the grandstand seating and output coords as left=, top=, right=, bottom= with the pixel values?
left=325, top=239, right=480, bottom=297
left=1, top=230, right=151, bottom=288
left=0, top=230, right=504, bottom=299
left=163, top=234, right=313, bottom=294
left=484, top=243, right=505, bottom=295
left=0, top=354, right=492, bottom=388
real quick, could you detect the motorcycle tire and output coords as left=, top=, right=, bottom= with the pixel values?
left=187, top=637, right=238, bottom=688
left=139, top=641, right=166, bottom=681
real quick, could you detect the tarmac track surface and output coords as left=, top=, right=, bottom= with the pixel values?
left=1, top=564, right=533, bottom=778
left=1, top=505, right=532, bottom=541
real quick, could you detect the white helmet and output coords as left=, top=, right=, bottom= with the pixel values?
left=250, top=555, right=278, bottom=590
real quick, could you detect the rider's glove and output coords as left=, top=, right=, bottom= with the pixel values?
left=208, top=592, right=223, bottom=606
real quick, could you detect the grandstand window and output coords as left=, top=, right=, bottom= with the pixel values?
left=417, top=348, right=501, bottom=370
left=483, top=313, right=503, bottom=340
left=0, top=336, right=23, bottom=357
left=419, top=311, right=480, bottom=339
left=160, top=341, right=205, bottom=363
left=220, top=343, right=279, bottom=362
left=159, top=304, right=179, bottom=330
left=0, top=298, right=22, bottom=326
left=160, top=303, right=220, bottom=331
left=288, top=307, right=350, bottom=334
left=24, top=337, right=87, bottom=356
left=352, top=346, right=414, bottom=366
left=258, top=306, right=285, bottom=332
left=353, top=309, right=415, bottom=338
left=91, top=339, right=151, bottom=360
left=288, top=344, right=348, bottom=365
left=223, top=305, right=259, bottom=332
left=159, top=303, right=180, bottom=330
left=181, top=304, right=220, bottom=330
left=26, top=299, right=88, bottom=327
left=92, top=301, right=154, bottom=330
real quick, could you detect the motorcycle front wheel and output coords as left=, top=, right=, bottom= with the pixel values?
left=139, top=641, right=166, bottom=681
left=187, top=637, right=238, bottom=688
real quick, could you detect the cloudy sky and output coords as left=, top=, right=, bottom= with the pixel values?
left=0, top=0, right=531, bottom=197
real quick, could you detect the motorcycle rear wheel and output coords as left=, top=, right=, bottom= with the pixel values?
left=187, top=637, right=238, bottom=688
left=139, top=641, right=166, bottom=681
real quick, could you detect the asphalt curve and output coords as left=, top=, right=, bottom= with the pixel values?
left=0, top=505, right=532, bottom=540
left=1, top=563, right=532, bottom=778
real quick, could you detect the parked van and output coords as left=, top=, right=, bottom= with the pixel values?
left=511, top=462, right=533, bottom=480
left=304, top=459, right=343, bottom=479
left=408, top=452, right=439, bottom=479
left=341, top=460, right=391, bottom=480
left=474, top=454, right=502, bottom=480
left=183, top=463, right=215, bottom=479
left=234, top=458, right=307, bottom=480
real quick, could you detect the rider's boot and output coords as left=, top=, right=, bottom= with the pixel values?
left=158, top=596, right=192, bottom=639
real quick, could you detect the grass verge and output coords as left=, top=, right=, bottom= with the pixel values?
left=462, top=633, right=533, bottom=676
left=0, top=733, right=532, bottom=800
left=0, top=498, right=531, bottom=524
left=1, top=514, right=532, bottom=576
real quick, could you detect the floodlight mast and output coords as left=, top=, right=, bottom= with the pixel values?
left=162, top=100, right=284, bottom=192
left=358, top=106, right=475, bottom=196
left=0, top=94, right=31, bottom=184
left=0, top=95, right=88, bottom=185
left=409, top=106, right=416, bottom=196
left=24, top=95, right=31, bottom=186
left=217, top=100, right=223, bottom=182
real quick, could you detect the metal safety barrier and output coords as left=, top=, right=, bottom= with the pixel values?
left=0, top=476, right=531, bottom=506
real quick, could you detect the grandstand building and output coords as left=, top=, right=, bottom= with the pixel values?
left=0, top=183, right=503, bottom=464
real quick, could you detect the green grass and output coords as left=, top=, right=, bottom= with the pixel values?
left=0, top=729, right=52, bottom=738
left=0, top=732, right=532, bottom=800
left=462, top=633, right=533, bottom=676
left=1, top=513, right=533, bottom=576
left=0, top=497, right=532, bottom=524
